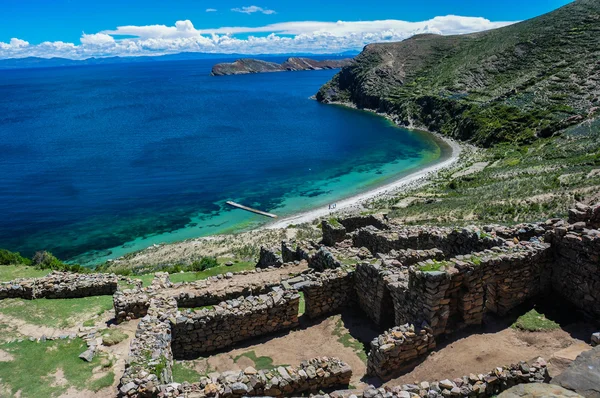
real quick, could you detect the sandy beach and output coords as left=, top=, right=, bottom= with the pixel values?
left=105, top=131, right=464, bottom=270
left=266, top=132, right=463, bottom=229
left=103, top=131, right=465, bottom=270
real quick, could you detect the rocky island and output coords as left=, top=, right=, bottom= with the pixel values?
left=211, top=57, right=353, bottom=76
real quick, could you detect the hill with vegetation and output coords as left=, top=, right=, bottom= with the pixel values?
left=211, top=57, right=353, bottom=76
left=317, top=0, right=600, bottom=146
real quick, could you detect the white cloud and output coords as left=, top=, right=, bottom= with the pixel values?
left=231, top=6, right=276, bottom=15
left=80, top=33, right=115, bottom=46
left=194, top=16, right=510, bottom=36
left=0, top=15, right=515, bottom=60
left=10, top=38, right=30, bottom=48
left=0, top=37, right=30, bottom=50
left=206, top=8, right=217, bottom=12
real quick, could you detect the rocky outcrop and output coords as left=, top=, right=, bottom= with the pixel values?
left=551, top=345, right=600, bottom=398
left=499, top=384, right=584, bottom=398
left=211, top=57, right=353, bottom=76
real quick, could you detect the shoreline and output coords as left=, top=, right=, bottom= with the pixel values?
left=266, top=123, right=463, bottom=229
left=99, top=104, right=466, bottom=268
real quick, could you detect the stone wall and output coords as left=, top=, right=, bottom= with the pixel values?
left=0, top=271, right=117, bottom=300
left=113, top=289, right=151, bottom=323
left=354, top=262, right=398, bottom=327
left=352, top=226, right=505, bottom=257
left=389, top=243, right=551, bottom=336
left=281, top=240, right=313, bottom=263
left=308, top=247, right=342, bottom=271
left=321, top=215, right=389, bottom=247
left=547, top=226, right=600, bottom=319
left=0, top=279, right=34, bottom=300
left=171, top=289, right=300, bottom=358
left=289, top=268, right=355, bottom=319
left=114, top=266, right=300, bottom=323
left=395, top=248, right=445, bottom=267
left=322, top=220, right=348, bottom=246
left=362, top=358, right=549, bottom=398
left=256, top=246, right=283, bottom=268
left=173, top=282, right=279, bottom=309
left=118, top=297, right=177, bottom=397
left=568, top=202, right=600, bottom=228
left=158, top=357, right=352, bottom=397
left=367, top=323, right=435, bottom=379
left=338, top=214, right=389, bottom=233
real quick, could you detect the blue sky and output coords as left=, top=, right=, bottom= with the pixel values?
left=0, top=0, right=572, bottom=59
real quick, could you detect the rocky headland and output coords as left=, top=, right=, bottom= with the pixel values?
left=316, top=0, right=600, bottom=147
left=211, top=57, right=353, bottom=76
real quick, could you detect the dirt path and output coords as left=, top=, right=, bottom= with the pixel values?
left=0, top=307, right=117, bottom=341
left=180, top=312, right=379, bottom=388
left=57, top=319, right=140, bottom=398
left=385, top=327, right=589, bottom=387
left=0, top=312, right=79, bottom=340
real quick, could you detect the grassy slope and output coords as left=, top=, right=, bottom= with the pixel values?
left=367, top=120, right=600, bottom=224
left=0, top=296, right=113, bottom=329
left=0, top=265, right=50, bottom=281
left=318, top=0, right=600, bottom=146
left=0, top=339, right=114, bottom=397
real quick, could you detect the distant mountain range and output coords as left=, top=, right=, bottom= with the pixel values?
left=0, top=51, right=359, bottom=70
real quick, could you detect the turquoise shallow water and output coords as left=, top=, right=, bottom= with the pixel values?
left=0, top=58, right=446, bottom=266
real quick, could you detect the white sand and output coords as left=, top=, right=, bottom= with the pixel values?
left=266, top=134, right=463, bottom=229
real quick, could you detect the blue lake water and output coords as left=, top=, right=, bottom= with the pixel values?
left=0, top=59, right=447, bottom=265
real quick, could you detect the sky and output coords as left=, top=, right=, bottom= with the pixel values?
left=0, top=0, right=573, bottom=59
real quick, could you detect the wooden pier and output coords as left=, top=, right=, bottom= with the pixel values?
left=226, top=201, right=278, bottom=218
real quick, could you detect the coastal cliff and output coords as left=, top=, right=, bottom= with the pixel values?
left=211, top=57, right=353, bottom=76
left=316, top=0, right=600, bottom=146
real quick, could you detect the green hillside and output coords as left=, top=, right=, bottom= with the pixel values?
left=317, top=0, right=600, bottom=146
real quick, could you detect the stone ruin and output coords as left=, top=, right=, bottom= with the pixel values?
left=108, top=204, right=600, bottom=397
left=362, top=358, right=550, bottom=398
left=6, top=205, right=598, bottom=397
left=0, top=271, right=119, bottom=300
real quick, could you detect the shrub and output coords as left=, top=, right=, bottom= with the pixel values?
left=32, top=251, right=64, bottom=269
left=189, top=257, right=219, bottom=272
left=31, top=251, right=83, bottom=273
left=0, top=249, right=31, bottom=266
left=512, top=309, right=560, bottom=332
left=101, top=329, right=128, bottom=346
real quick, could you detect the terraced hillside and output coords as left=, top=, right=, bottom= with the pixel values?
left=317, top=0, right=600, bottom=146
